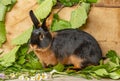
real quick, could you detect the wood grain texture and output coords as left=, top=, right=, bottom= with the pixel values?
left=0, top=0, right=120, bottom=56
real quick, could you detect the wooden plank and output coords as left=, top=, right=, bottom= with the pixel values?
left=95, top=0, right=120, bottom=8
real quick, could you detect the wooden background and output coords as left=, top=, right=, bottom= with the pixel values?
left=0, top=0, right=120, bottom=56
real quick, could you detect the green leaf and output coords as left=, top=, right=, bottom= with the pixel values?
left=79, top=73, right=92, bottom=79
left=52, top=0, right=57, bottom=6
left=106, top=50, right=118, bottom=58
left=0, top=3, right=7, bottom=21
left=17, top=44, right=29, bottom=56
left=0, top=21, right=6, bottom=47
left=106, top=50, right=120, bottom=64
left=70, top=5, right=87, bottom=28
left=17, top=56, right=26, bottom=65
left=51, top=18, right=71, bottom=31
left=89, top=73, right=101, bottom=79
left=94, top=69, right=109, bottom=77
left=59, top=0, right=79, bottom=7
left=7, top=0, right=17, bottom=11
left=86, top=0, right=98, bottom=3
left=81, top=64, right=108, bottom=73
left=81, top=2, right=90, bottom=13
left=0, top=0, right=16, bottom=47
left=34, top=0, right=55, bottom=20
left=37, top=0, right=56, bottom=5
left=109, top=69, right=120, bottom=79
left=16, top=44, right=29, bottom=65
left=0, top=65, right=4, bottom=71
left=0, top=0, right=12, bottom=5
left=0, top=46, right=20, bottom=67
left=108, top=61, right=119, bottom=70
left=54, top=63, right=65, bottom=72
left=36, top=0, right=44, bottom=4
left=24, top=52, right=43, bottom=70
left=12, top=27, right=33, bottom=45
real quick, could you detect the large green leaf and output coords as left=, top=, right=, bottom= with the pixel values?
left=34, top=0, right=55, bottom=20
left=0, top=3, right=7, bottom=21
left=70, top=5, right=87, bottom=28
left=81, top=2, right=90, bottom=13
left=51, top=19, right=71, bottom=31
left=0, top=0, right=17, bottom=47
left=109, top=69, right=120, bottom=80
left=12, top=27, right=33, bottom=45
left=0, top=0, right=12, bottom=5
left=0, top=46, right=20, bottom=67
left=0, top=21, right=6, bottom=47
left=94, top=69, right=109, bottom=77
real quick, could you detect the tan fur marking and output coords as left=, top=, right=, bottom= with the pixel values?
left=34, top=49, right=58, bottom=66
left=30, top=44, right=58, bottom=67
left=51, top=32, right=57, bottom=38
left=62, top=57, right=71, bottom=65
left=30, top=44, right=51, bottom=52
left=46, top=13, right=54, bottom=29
left=30, top=44, right=37, bottom=50
left=69, top=55, right=84, bottom=69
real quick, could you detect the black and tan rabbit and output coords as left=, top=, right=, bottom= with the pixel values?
left=29, top=10, right=103, bottom=69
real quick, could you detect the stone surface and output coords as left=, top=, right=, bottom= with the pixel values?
left=7, top=75, right=118, bottom=81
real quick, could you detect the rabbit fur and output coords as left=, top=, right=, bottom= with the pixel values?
left=29, top=10, right=103, bottom=69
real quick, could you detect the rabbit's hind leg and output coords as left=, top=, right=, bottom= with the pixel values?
left=69, top=55, right=84, bottom=70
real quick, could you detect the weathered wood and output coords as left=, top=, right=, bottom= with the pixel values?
left=1, top=0, right=120, bottom=56
left=83, top=7, right=120, bottom=55
left=98, top=0, right=120, bottom=5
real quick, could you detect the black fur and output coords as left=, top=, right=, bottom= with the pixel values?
left=51, top=29, right=102, bottom=66
left=30, top=27, right=52, bottom=48
left=29, top=10, right=102, bottom=68
left=29, top=10, right=40, bottom=29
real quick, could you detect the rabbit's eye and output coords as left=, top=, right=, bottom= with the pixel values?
left=39, top=34, right=44, bottom=40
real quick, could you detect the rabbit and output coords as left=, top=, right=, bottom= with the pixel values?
left=29, top=10, right=103, bottom=69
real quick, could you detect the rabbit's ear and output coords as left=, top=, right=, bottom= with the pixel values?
left=41, top=18, right=48, bottom=31
left=29, top=10, right=40, bottom=29
left=46, top=13, right=54, bottom=29
left=41, top=13, right=53, bottom=31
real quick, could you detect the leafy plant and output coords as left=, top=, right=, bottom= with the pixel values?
left=34, top=0, right=56, bottom=20
left=50, top=14, right=71, bottom=31
left=12, top=27, right=33, bottom=45
left=0, top=0, right=17, bottom=47
left=2, top=0, right=120, bottom=80
left=0, top=46, right=20, bottom=67
left=70, top=4, right=88, bottom=28
left=51, top=2, right=90, bottom=31
left=0, top=21, right=6, bottom=47
left=77, top=50, right=120, bottom=80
